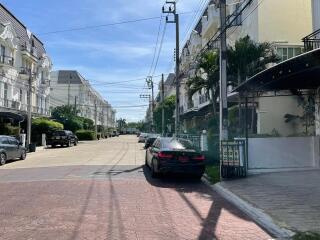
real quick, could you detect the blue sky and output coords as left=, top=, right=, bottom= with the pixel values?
left=2, top=0, right=203, bottom=122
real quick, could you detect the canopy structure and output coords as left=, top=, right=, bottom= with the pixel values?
left=234, top=48, right=320, bottom=93
left=0, top=112, right=25, bottom=122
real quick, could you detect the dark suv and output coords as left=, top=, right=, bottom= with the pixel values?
left=47, top=130, right=78, bottom=147
left=0, top=135, right=26, bottom=166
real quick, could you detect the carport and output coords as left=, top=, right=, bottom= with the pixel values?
left=232, top=48, right=320, bottom=173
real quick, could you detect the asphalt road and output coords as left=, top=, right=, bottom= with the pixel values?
left=0, top=135, right=271, bottom=240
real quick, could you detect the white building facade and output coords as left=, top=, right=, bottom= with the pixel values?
left=0, top=4, right=52, bottom=118
left=50, top=70, right=116, bottom=128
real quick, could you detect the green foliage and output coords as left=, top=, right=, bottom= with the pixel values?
left=83, top=118, right=94, bottom=130
left=293, top=232, right=320, bottom=240
left=205, top=165, right=220, bottom=184
left=76, top=130, right=96, bottom=141
left=32, top=118, right=64, bottom=144
left=153, top=95, right=176, bottom=133
left=187, top=50, right=220, bottom=114
left=228, top=35, right=280, bottom=85
left=0, top=123, right=20, bottom=136
left=51, top=105, right=94, bottom=132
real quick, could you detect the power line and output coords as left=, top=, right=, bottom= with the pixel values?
left=39, top=11, right=196, bottom=35
left=151, top=22, right=167, bottom=77
left=148, top=15, right=164, bottom=76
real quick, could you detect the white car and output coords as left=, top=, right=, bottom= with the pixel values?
left=138, top=133, right=148, bottom=143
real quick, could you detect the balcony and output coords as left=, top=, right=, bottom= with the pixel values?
left=0, top=55, right=14, bottom=67
left=302, top=29, right=320, bottom=51
left=20, top=44, right=38, bottom=61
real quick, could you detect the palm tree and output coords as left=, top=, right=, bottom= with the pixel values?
left=227, top=36, right=280, bottom=133
left=228, top=35, right=279, bottom=85
left=186, top=50, right=220, bottom=116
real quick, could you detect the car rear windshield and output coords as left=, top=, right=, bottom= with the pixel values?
left=53, top=131, right=66, bottom=136
left=162, top=138, right=195, bottom=150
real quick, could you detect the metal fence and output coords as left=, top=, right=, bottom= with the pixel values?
left=220, top=140, right=247, bottom=178
left=176, top=134, right=201, bottom=150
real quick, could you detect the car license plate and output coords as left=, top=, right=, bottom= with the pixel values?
left=178, top=156, right=189, bottom=162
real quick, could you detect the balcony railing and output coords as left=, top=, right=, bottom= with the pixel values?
left=302, top=29, right=320, bottom=51
left=20, top=44, right=38, bottom=58
left=0, top=55, right=14, bottom=66
left=0, top=98, right=49, bottom=115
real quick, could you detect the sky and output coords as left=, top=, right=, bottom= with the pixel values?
left=2, top=0, right=206, bottom=122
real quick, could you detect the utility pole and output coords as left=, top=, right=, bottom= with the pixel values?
left=146, top=76, right=154, bottom=129
left=161, top=74, right=165, bottom=136
left=94, top=100, right=98, bottom=139
left=74, top=96, right=77, bottom=111
left=219, top=0, right=228, bottom=141
left=163, top=0, right=180, bottom=135
left=68, top=74, right=71, bottom=106
left=27, top=69, right=33, bottom=148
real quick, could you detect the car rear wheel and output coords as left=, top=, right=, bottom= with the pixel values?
left=20, top=150, right=26, bottom=160
left=151, top=159, right=159, bottom=178
left=0, top=153, right=6, bottom=165
left=67, top=140, right=71, bottom=147
left=74, top=140, right=78, bottom=146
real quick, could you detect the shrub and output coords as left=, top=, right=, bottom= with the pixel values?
left=76, top=130, right=96, bottom=141
left=0, top=124, right=20, bottom=136
left=205, top=165, right=220, bottom=184
left=32, top=118, right=64, bottom=145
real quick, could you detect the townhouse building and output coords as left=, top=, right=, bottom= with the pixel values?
left=0, top=4, right=52, bottom=120
left=178, top=0, right=314, bottom=135
left=50, top=70, right=116, bottom=129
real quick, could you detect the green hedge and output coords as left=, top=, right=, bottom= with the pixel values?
left=0, top=124, right=20, bottom=136
left=76, top=130, right=96, bottom=140
left=32, top=118, right=64, bottom=145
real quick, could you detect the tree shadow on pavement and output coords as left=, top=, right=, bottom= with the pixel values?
left=142, top=165, right=272, bottom=240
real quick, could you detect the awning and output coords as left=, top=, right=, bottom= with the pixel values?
left=0, top=112, right=25, bottom=122
left=233, top=48, right=320, bottom=92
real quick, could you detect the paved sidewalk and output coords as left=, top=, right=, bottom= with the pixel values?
left=218, top=169, right=320, bottom=234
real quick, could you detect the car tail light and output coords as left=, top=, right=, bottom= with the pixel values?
left=158, top=152, right=173, bottom=158
left=192, top=155, right=205, bottom=161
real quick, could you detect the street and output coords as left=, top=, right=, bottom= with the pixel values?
left=0, top=135, right=271, bottom=240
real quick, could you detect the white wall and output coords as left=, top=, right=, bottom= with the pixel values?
left=248, top=136, right=320, bottom=172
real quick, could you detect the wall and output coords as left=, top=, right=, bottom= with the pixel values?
left=258, top=0, right=312, bottom=44
left=256, top=94, right=306, bottom=136
left=248, top=136, right=320, bottom=171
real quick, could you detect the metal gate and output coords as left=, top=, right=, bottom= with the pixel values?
left=220, top=140, right=247, bottom=178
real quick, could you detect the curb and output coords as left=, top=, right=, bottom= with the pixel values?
left=202, top=176, right=294, bottom=239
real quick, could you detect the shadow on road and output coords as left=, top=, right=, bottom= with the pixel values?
left=142, top=164, right=271, bottom=239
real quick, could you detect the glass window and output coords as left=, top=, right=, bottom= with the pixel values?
left=288, top=48, right=294, bottom=58
left=295, top=48, right=302, bottom=55
left=19, top=89, right=23, bottom=102
left=162, top=138, right=195, bottom=150
left=4, top=83, right=8, bottom=100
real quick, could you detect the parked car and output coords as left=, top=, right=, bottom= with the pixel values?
left=145, top=137, right=205, bottom=179
left=111, top=130, right=119, bottom=137
left=0, top=135, right=26, bottom=166
left=144, top=134, right=160, bottom=149
left=47, top=130, right=78, bottom=147
left=138, top=133, right=148, bottom=143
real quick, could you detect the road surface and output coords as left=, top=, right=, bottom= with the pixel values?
left=0, top=135, right=271, bottom=240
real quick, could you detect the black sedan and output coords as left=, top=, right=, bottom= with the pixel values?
left=47, top=130, right=78, bottom=147
left=145, top=137, right=205, bottom=179
left=0, top=135, right=26, bottom=166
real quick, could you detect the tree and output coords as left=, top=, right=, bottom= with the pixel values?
left=186, top=50, right=220, bottom=116
left=51, top=105, right=93, bottom=132
left=153, top=95, right=176, bottom=134
left=228, top=35, right=280, bottom=85
left=117, top=118, right=127, bottom=130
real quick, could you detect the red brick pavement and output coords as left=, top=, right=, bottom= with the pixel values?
left=0, top=174, right=272, bottom=240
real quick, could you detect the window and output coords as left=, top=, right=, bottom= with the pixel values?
left=19, top=89, right=23, bottom=102
left=0, top=45, right=4, bottom=63
left=277, top=46, right=303, bottom=62
left=4, top=83, right=8, bottom=100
